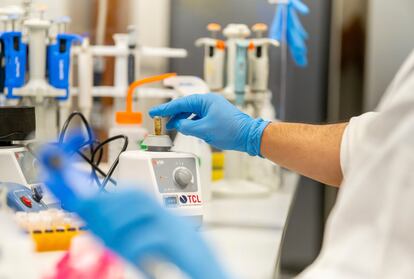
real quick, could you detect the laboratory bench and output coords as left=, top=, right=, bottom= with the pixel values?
left=203, top=171, right=299, bottom=279
left=33, top=171, right=299, bottom=279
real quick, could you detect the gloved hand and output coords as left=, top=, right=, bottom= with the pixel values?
left=76, top=191, right=230, bottom=279
left=149, top=93, right=270, bottom=156
left=269, top=0, right=310, bottom=67
left=38, top=133, right=230, bottom=279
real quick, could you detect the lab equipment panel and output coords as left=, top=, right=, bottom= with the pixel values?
left=118, top=150, right=203, bottom=224
left=153, top=157, right=198, bottom=194
left=0, top=182, right=48, bottom=212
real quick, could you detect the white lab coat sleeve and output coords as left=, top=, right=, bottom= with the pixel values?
left=341, top=50, right=414, bottom=178
left=298, top=48, right=414, bottom=279
left=339, top=112, right=378, bottom=178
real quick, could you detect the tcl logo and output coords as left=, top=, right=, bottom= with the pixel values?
left=179, top=195, right=201, bottom=204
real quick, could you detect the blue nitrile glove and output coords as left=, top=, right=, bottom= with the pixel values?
left=74, top=191, right=231, bottom=279
left=38, top=132, right=230, bottom=279
left=149, top=93, right=270, bottom=157
left=270, top=0, right=310, bottom=67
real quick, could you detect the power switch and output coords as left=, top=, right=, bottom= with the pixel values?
left=32, top=184, right=43, bottom=203
left=20, top=196, right=32, bottom=208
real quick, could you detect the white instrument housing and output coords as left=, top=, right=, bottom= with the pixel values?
left=118, top=150, right=203, bottom=226
left=0, top=146, right=57, bottom=207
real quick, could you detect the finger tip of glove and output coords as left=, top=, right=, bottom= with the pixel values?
left=148, top=109, right=158, bottom=118
left=292, top=0, right=310, bottom=14
left=149, top=104, right=168, bottom=117
left=296, top=59, right=308, bottom=67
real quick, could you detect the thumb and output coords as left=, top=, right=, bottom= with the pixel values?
left=166, top=112, right=193, bottom=130
left=175, top=119, right=201, bottom=137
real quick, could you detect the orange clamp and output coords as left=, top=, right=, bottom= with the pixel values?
left=248, top=41, right=255, bottom=51
left=116, top=73, right=177, bottom=125
left=216, top=40, right=226, bottom=50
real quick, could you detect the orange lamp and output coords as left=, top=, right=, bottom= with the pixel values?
left=216, top=40, right=226, bottom=50
left=116, top=73, right=177, bottom=125
left=248, top=41, right=255, bottom=51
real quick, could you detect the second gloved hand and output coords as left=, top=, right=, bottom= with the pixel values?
left=77, top=190, right=230, bottom=279
left=38, top=133, right=231, bottom=279
left=149, top=93, right=270, bottom=156
left=270, top=0, right=310, bottom=67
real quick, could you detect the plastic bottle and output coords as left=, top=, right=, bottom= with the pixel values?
left=108, top=123, right=148, bottom=164
left=247, top=91, right=280, bottom=191
left=110, top=74, right=175, bottom=168
left=260, top=91, right=276, bottom=121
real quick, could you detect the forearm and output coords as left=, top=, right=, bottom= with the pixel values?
left=260, top=122, right=347, bottom=187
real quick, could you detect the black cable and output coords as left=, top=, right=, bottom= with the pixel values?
left=59, top=112, right=94, bottom=152
left=76, top=151, right=117, bottom=186
left=58, top=111, right=129, bottom=190
left=59, top=112, right=99, bottom=181
left=60, top=113, right=103, bottom=186
left=91, top=135, right=129, bottom=190
left=72, top=138, right=106, bottom=186
left=92, top=139, right=104, bottom=168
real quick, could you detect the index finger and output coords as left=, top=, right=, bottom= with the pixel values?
left=291, top=0, right=309, bottom=15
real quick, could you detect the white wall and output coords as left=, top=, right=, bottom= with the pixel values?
left=0, top=0, right=92, bottom=33
left=0, top=0, right=171, bottom=74
left=0, top=0, right=69, bottom=18
left=129, top=0, right=171, bottom=75
left=364, top=0, right=414, bottom=110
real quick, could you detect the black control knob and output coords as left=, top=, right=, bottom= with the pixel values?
left=31, top=184, right=43, bottom=203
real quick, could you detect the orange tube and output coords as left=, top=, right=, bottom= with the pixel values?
left=116, top=73, right=177, bottom=125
